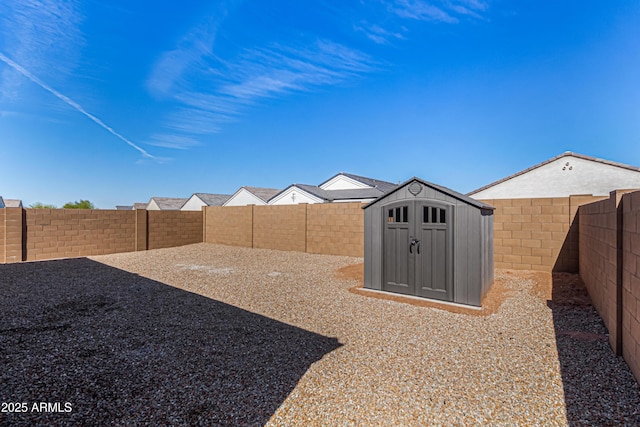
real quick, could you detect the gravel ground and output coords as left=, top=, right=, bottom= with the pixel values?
left=1, top=243, right=640, bottom=426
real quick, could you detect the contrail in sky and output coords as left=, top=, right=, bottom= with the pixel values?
left=0, top=52, right=156, bottom=159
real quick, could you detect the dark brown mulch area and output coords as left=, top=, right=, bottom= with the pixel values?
left=0, top=258, right=340, bottom=426
left=547, top=272, right=640, bottom=426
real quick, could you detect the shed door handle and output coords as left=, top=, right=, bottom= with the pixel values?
left=409, top=238, right=420, bottom=254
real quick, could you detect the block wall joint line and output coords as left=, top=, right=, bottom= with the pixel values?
left=145, top=210, right=149, bottom=251
left=615, top=196, right=624, bottom=355
left=304, top=203, right=308, bottom=254
left=202, top=207, right=207, bottom=244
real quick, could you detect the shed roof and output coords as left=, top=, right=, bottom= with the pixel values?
left=467, top=151, right=640, bottom=196
left=364, top=177, right=494, bottom=210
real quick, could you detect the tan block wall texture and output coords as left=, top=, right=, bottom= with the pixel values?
left=622, top=191, right=640, bottom=382
left=24, top=209, right=136, bottom=261
left=253, top=204, right=307, bottom=252
left=203, top=203, right=365, bottom=257
left=480, top=196, right=603, bottom=272
left=5, top=208, right=25, bottom=263
left=306, top=203, right=364, bottom=257
left=135, top=209, right=148, bottom=251
left=579, top=194, right=621, bottom=353
left=0, top=209, right=5, bottom=262
left=147, top=210, right=203, bottom=250
left=0, top=208, right=204, bottom=263
left=205, top=206, right=253, bottom=248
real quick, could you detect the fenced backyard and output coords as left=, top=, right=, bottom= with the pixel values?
left=2, top=190, right=640, bottom=424
left=2, top=243, right=639, bottom=425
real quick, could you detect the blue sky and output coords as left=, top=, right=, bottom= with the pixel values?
left=1, top=0, right=639, bottom=208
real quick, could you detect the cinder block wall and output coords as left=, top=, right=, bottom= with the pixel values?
left=253, top=204, right=307, bottom=252
left=0, top=209, right=5, bottom=262
left=579, top=193, right=622, bottom=353
left=306, top=203, right=364, bottom=256
left=24, top=209, right=136, bottom=261
left=480, top=195, right=604, bottom=272
left=5, top=208, right=25, bottom=263
left=205, top=206, right=253, bottom=247
left=203, top=202, right=365, bottom=257
left=622, top=191, right=640, bottom=381
left=147, top=210, right=203, bottom=250
left=0, top=208, right=204, bottom=263
left=577, top=189, right=640, bottom=384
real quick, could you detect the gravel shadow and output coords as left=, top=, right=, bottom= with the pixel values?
left=0, top=258, right=342, bottom=426
left=549, top=273, right=640, bottom=426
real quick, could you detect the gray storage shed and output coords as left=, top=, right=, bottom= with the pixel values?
left=363, top=177, right=495, bottom=307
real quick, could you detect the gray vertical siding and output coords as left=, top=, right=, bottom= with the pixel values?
left=364, top=201, right=382, bottom=290
left=364, top=178, right=494, bottom=307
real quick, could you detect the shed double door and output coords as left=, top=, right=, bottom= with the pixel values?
left=383, top=200, right=453, bottom=301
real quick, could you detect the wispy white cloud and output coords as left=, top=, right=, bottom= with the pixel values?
left=0, top=0, right=84, bottom=100
left=354, top=1, right=489, bottom=47
left=148, top=27, right=377, bottom=144
left=390, top=0, right=458, bottom=23
left=146, top=134, right=201, bottom=150
left=354, top=21, right=407, bottom=45
left=147, top=0, right=489, bottom=149
left=0, top=52, right=156, bottom=159
left=387, top=0, right=489, bottom=23
left=447, top=0, right=489, bottom=19
left=146, top=16, right=222, bottom=99
left=219, top=40, right=376, bottom=100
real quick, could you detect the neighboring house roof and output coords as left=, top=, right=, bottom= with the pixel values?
left=193, top=193, right=231, bottom=206
left=149, top=197, right=188, bottom=210
left=293, top=184, right=332, bottom=201
left=242, top=187, right=281, bottom=203
left=468, top=151, right=640, bottom=199
left=133, top=202, right=148, bottom=210
left=319, top=172, right=398, bottom=193
left=268, top=184, right=326, bottom=204
left=116, top=205, right=133, bottom=210
left=270, top=172, right=398, bottom=205
left=224, top=186, right=282, bottom=206
left=0, top=197, right=4, bottom=208
left=365, top=177, right=494, bottom=210
left=4, top=199, right=22, bottom=208
left=270, top=184, right=388, bottom=203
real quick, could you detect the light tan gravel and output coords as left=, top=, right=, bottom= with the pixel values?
left=2, top=242, right=640, bottom=426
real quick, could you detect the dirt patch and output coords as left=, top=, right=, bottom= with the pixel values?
left=522, top=269, right=592, bottom=306
left=337, top=264, right=594, bottom=316
left=338, top=263, right=512, bottom=316
left=335, top=263, right=364, bottom=284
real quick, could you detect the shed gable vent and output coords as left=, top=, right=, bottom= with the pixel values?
left=408, top=182, right=422, bottom=196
